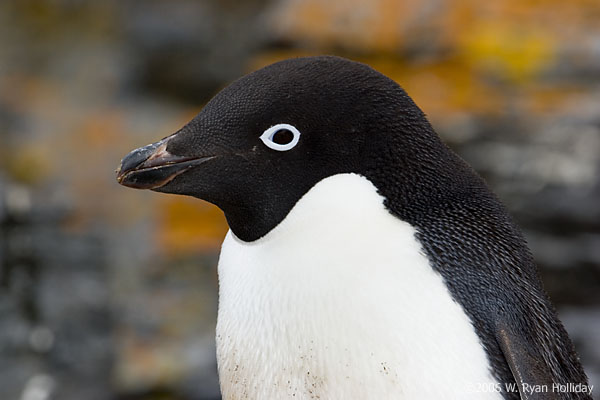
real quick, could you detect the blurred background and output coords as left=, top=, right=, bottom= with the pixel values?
left=0, top=0, right=599, bottom=399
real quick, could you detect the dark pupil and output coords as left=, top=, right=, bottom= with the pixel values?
left=271, top=129, right=294, bottom=145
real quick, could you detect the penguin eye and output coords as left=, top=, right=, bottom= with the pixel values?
left=259, top=123, right=301, bottom=151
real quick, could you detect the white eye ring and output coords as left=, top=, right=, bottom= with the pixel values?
left=259, top=123, right=301, bottom=151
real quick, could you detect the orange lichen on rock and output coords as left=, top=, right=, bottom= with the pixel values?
left=156, top=196, right=228, bottom=254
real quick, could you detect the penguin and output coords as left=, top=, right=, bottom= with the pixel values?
left=116, top=56, right=590, bottom=399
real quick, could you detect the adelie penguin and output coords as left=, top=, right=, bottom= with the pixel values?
left=116, top=56, right=591, bottom=399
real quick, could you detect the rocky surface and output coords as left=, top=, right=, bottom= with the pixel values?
left=0, top=178, right=113, bottom=400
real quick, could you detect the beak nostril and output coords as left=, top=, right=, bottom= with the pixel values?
left=142, top=141, right=169, bottom=167
left=116, top=135, right=215, bottom=190
left=117, top=137, right=176, bottom=178
left=138, top=141, right=194, bottom=169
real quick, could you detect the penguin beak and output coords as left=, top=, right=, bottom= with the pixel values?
left=116, top=135, right=214, bottom=190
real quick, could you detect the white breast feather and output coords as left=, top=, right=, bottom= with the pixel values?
left=216, top=173, right=502, bottom=399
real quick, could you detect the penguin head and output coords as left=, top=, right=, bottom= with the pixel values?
left=117, top=56, right=453, bottom=241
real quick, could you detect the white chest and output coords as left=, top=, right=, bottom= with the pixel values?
left=216, top=174, right=501, bottom=399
